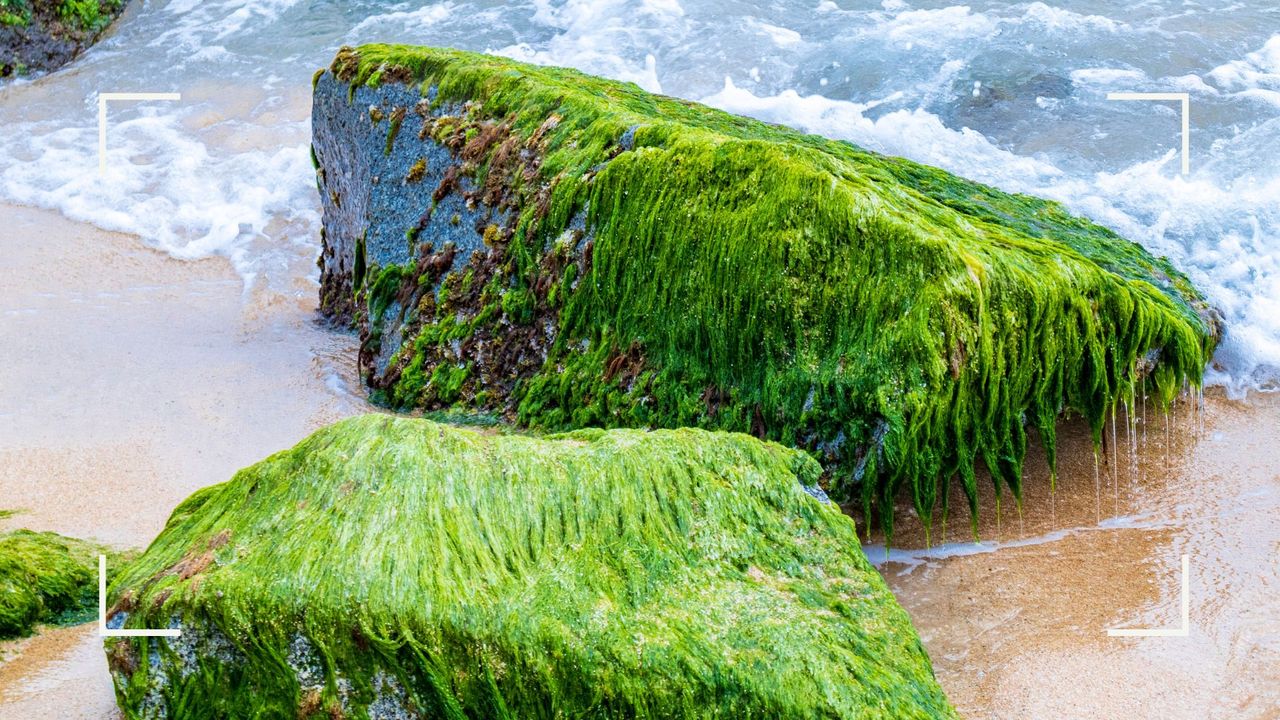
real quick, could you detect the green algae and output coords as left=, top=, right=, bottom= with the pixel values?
left=1, top=0, right=127, bottom=78
left=0, top=528, right=106, bottom=638
left=2, top=0, right=126, bottom=32
left=56, top=0, right=120, bottom=31
left=323, top=45, right=1218, bottom=540
left=0, top=0, right=29, bottom=26
left=106, top=414, right=956, bottom=719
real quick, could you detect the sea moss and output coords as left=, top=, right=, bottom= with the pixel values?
left=314, top=45, right=1219, bottom=540
left=104, top=414, right=956, bottom=719
left=0, top=0, right=28, bottom=27
left=56, top=0, right=121, bottom=31
left=0, top=527, right=105, bottom=638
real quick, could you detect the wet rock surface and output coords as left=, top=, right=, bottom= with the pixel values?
left=312, top=44, right=1217, bottom=541
left=0, top=0, right=127, bottom=79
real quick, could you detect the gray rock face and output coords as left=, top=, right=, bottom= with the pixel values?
left=312, top=67, right=573, bottom=409
left=312, top=72, right=504, bottom=325
left=105, top=617, right=411, bottom=719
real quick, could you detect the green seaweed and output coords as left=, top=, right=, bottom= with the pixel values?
left=0, top=528, right=106, bottom=638
left=0, top=0, right=29, bottom=26
left=0, top=0, right=122, bottom=35
left=56, top=0, right=120, bottom=31
left=366, top=262, right=405, bottom=326
left=327, top=45, right=1217, bottom=541
left=106, top=414, right=956, bottom=719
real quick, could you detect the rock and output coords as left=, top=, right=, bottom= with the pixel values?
left=311, top=44, right=1218, bottom=538
left=104, top=414, right=957, bottom=718
left=0, top=527, right=104, bottom=638
left=0, top=0, right=128, bottom=79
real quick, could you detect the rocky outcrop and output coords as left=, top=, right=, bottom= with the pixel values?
left=0, top=0, right=127, bottom=78
left=103, top=414, right=957, bottom=719
left=312, top=44, right=1219, bottom=538
left=0, top=525, right=105, bottom=637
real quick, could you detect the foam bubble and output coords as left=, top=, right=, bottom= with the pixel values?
left=1020, top=2, right=1123, bottom=33
left=747, top=19, right=803, bottom=48
left=349, top=2, right=454, bottom=36
left=878, top=6, right=998, bottom=50
left=1207, top=34, right=1280, bottom=108
left=491, top=0, right=687, bottom=94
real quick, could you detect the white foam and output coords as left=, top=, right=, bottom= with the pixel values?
left=0, top=107, right=318, bottom=284
left=703, top=77, right=1065, bottom=187
left=1020, top=2, right=1123, bottom=33
left=1070, top=67, right=1149, bottom=86
left=150, top=0, right=305, bottom=54
left=747, top=19, right=803, bottom=48
left=867, top=512, right=1174, bottom=572
left=492, top=0, right=686, bottom=94
left=350, top=2, right=454, bottom=36
left=1208, top=35, right=1280, bottom=93
left=877, top=6, right=998, bottom=50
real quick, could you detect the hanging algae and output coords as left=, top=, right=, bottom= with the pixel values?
left=103, top=414, right=957, bottom=719
left=314, top=45, right=1219, bottom=540
left=0, top=527, right=107, bottom=638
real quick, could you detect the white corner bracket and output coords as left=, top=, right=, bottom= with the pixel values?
left=97, top=92, right=181, bottom=175
left=1107, top=554, right=1190, bottom=638
left=1105, top=92, right=1190, bottom=175
left=99, top=555, right=181, bottom=638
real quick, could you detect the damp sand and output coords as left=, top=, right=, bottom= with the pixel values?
left=1, top=204, right=1277, bottom=718
left=0, top=204, right=368, bottom=717
left=867, top=392, right=1280, bottom=719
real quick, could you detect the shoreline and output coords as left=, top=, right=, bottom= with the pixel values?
left=0, top=204, right=369, bottom=717
left=880, top=391, right=1280, bottom=719
left=1, top=203, right=1276, bottom=718
left=0, top=204, right=366, bottom=547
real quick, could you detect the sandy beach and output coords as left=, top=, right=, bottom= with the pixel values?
left=872, top=393, right=1280, bottom=719
left=1, top=203, right=1277, bottom=718
left=0, top=205, right=368, bottom=717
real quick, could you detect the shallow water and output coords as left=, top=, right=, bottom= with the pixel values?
left=877, top=393, right=1280, bottom=719
left=0, top=0, right=1277, bottom=390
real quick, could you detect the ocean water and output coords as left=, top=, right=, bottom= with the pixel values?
left=0, top=0, right=1276, bottom=392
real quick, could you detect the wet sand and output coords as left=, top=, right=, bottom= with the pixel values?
left=869, top=393, right=1280, bottom=719
left=0, top=204, right=368, bottom=717
left=1, top=203, right=1277, bottom=718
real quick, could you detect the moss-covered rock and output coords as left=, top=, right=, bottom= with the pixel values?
left=312, top=44, right=1219, bottom=539
left=0, top=526, right=104, bottom=638
left=0, top=0, right=126, bottom=78
left=104, top=414, right=955, bottom=719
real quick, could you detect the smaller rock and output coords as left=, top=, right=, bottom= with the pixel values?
left=1, top=0, right=130, bottom=79
left=0, top=527, right=108, bottom=638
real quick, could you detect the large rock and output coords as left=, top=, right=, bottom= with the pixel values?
left=104, top=414, right=956, bottom=719
left=0, top=0, right=128, bottom=78
left=0, top=526, right=104, bottom=638
left=312, top=44, right=1219, bottom=537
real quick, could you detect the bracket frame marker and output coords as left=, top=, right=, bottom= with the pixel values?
left=98, top=554, right=181, bottom=638
left=1106, top=91, right=1191, bottom=175
left=97, top=92, right=182, bottom=175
